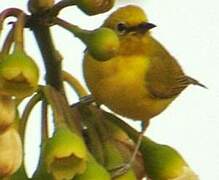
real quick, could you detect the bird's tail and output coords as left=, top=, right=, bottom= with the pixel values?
left=187, top=76, right=207, bottom=89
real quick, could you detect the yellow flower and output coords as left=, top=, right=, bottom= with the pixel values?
left=0, top=95, right=16, bottom=133
left=44, top=127, right=87, bottom=179
left=75, top=152, right=111, bottom=180
left=0, top=128, right=22, bottom=178
left=0, top=49, right=39, bottom=98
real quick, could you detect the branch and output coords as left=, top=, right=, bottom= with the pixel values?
left=31, top=20, right=63, bottom=91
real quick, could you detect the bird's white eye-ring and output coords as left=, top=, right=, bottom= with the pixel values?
left=116, top=22, right=128, bottom=35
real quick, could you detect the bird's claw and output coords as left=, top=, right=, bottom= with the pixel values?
left=79, top=94, right=95, bottom=105
left=110, top=163, right=131, bottom=178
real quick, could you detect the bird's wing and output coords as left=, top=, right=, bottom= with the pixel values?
left=144, top=37, right=205, bottom=99
left=146, top=53, right=191, bottom=99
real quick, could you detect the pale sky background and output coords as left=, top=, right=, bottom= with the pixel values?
left=1, top=0, right=219, bottom=179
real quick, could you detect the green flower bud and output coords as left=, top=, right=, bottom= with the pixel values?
left=169, top=166, right=199, bottom=180
left=0, top=49, right=39, bottom=98
left=10, top=163, right=29, bottom=180
left=0, top=96, right=16, bottom=133
left=56, top=19, right=120, bottom=61
left=0, top=128, right=22, bottom=178
left=28, top=0, right=54, bottom=13
left=32, top=149, right=53, bottom=180
left=75, top=152, right=111, bottom=180
left=103, top=140, right=124, bottom=170
left=114, top=140, right=146, bottom=180
left=88, top=28, right=120, bottom=61
left=75, top=0, right=115, bottom=15
left=103, top=111, right=199, bottom=180
left=140, top=137, right=198, bottom=180
left=0, top=52, right=4, bottom=62
left=113, top=169, right=136, bottom=180
left=44, top=127, right=87, bottom=179
left=103, top=141, right=137, bottom=180
left=79, top=27, right=120, bottom=61
left=103, top=118, right=146, bottom=179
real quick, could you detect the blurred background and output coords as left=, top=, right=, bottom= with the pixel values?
left=1, top=0, right=219, bottom=179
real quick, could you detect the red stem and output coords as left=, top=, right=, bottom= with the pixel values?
left=14, top=12, right=25, bottom=51
left=0, top=8, right=24, bottom=33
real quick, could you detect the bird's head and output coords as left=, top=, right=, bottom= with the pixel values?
left=103, top=5, right=156, bottom=36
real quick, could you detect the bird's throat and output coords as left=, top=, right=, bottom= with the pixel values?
left=119, top=34, right=148, bottom=55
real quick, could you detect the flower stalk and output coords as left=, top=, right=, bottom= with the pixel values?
left=62, top=71, right=88, bottom=98
left=13, top=12, right=25, bottom=51
left=0, top=8, right=25, bottom=35
left=20, top=93, right=42, bottom=140
left=1, top=26, right=14, bottom=55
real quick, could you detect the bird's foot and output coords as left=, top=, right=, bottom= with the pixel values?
left=71, top=95, right=95, bottom=108
left=79, top=94, right=95, bottom=105
left=110, top=163, right=131, bottom=178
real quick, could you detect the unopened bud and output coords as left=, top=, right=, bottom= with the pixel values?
left=28, top=0, right=54, bottom=13
left=169, top=166, right=199, bottom=180
left=103, top=141, right=137, bottom=180
left=140, top=137, right=199, bottom=180
left=56, top=19, right=119, bottom=61
left=102, top=111, right=199, bottom=180
left=85, top=28, right=120, bottom=61
left=75, top=0, right=115, bottom=15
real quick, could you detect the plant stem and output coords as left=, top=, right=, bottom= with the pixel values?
left=32, top=23, right=63, bottom=91
left=41, top=100, right=49, bottom=140
left=1, top=25, right=14, bottom=54
left=20, top=93, right=42, bottom=142
left=41, top=85, right=66, bottom=128
left=80, top=105, right=111, bottom=142
left=77, top=105, right=105, bottom=164
left=50, top=0, right=76, bottom=16
left=56, top=89, right=82, bottom=133
left=0, top=8, right=24, bottom=35
left=62, top=71, right=88, bottom=98
left=103, top=111, right=155, bottom=146
left=42, top=85, right=81, bottom=133
left=54, top=17, right=87, bottom=38
left=14, top=12, right=25, bottom=51
left=30, top=8, right=83, bottom=135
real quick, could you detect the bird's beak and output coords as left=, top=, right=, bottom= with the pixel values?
left=127, top=22, right=156, bottom=34
left=137, top=22, right=156, bottom=33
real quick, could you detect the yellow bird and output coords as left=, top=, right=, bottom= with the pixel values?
left=83, top=5, right=205, bottom=174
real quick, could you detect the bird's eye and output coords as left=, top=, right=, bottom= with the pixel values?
left=116, top=22, right=128, bottom=35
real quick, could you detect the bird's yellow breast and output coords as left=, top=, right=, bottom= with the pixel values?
left=83, top=52, right=174, bottom=121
